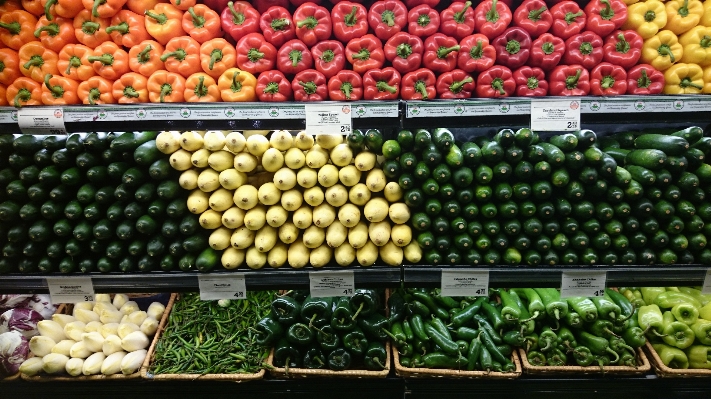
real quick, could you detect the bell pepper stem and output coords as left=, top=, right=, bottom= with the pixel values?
left=454, top=1, right=472, bottom=23
left=144, top=11, right=167, bottom=25
left=228, top=2, right=245, bottom=25
left=678, top=0, right=689, bottom=17
left=271, top=18, right=289, bottom=31
left=486, top=0, right=500, bottom=23
left=470, top=40, right=483, bottom=59
left=351, top=48, right=371, bottom=60
left=396, top=43, right=412, bottom=59
left=289, top=50, right=302, bottom=67
left=92, top=0, right=105, bottom=18
left=680, top=77, right=703, bottom=90
left=372, top=357, right=385, bottom=369
left=88, top=54, right=114, bottom=65
left=88, top=88, right=100, bottom=105
left=658, top=44, right=675, bottom=62
left=601, top=75, right=615, bottom=89
left=321, top=49, right=334, bottom=63
left=246, top=48, right=264, bottom=63
left=138, top=45, right=152, bottom=63
left=528, top=6, right=547, bottom=21
left=381, top=10, right=395, bottom=27
left=352, top=302, right=365, bottom=320
left=264, top=81, right=280, bottom=94
left=565, top=69, right=582, bottom=90
left=644, top=10, right=656, bottom=22
left=82, top=21, right=100, bottom=34
left=527, top=76, right=539, bottom=90
left=308, top=313, right=318, bottom=329
left=344, top=6, right=358, bottom=26
left=44, top=74, right=64, bottom=98
left=341, top=82, right=353, bottom=99
left=542, top=41, right=555, bottom=55
left=105, top=22, right=129, bottom=35
left=194, top=76, right=207, bottom=97
left=637, top=69, right=651, bottom=88
left=209, top=49, right=223, bottom=70
left=0, top=22, right=21, bottom=35
left=506, top=39, right=521, bottom=54
left=377, top=81, right=398, bottom=93
left=314, top=356, right=325, bottom=366
left=159, top=83, right=172, bottom=102
left=297, top=16, right=318, bottom=29
left=414, top=80, right=429, bottom=99
left=701, top=35, right=711, bottom=48
left=579, top=41, right=593, bottom=55
left=123, top=86, right=139, bottom=98
left=599, top=0, right=614, bottom=20
left=417, top=13, right=430, bottom=27
left=616, top=33, right=630, bottom=54
left=229, top=71, right=242, bottom=93
left=437, top=45, right=460, bottom=58
left=188, top=7, right=205, bottom=28
left=34, top=23, right=59, bottom=38
left=13, top=89, right=31, bottom=108
left=23, top=56, right=44, bottom=70
left=491, top=77, right=505, bottom=95
left=565, top=11, right=583, bottom=24
left=44, top=0, right=57, bottom=20
left=66, top=56, right=81, bottom=75
left=449, top=76, right=473, bottom=93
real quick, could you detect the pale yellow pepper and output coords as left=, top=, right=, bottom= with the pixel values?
left=680, top=26, right=711, bottom=65
left=703, top=65, right=711, bottom=92
left=702, top=0, right=711, bottom=26
left=664, top=0, right=704, bottom=35
left=642, top=30, right=684, bottom=71
left=624, top=0, right=669, bottom=39
left=663, top=62, right=704, bottom=93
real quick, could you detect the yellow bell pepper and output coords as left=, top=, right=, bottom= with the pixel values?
left=663, top=63, right=704, bottom=93
left=642, top=30, right=684, bottom=71
left=680, top=26, right=711, bottom=65
left=704, top=65, right=711, bottom=92
left=623, top=0, right=640, bottom=6
left=665, top=0, right=704, bottom=35
left=702, top=0, right=711, bottom=27
left=624, top=0, right=669, bottom=40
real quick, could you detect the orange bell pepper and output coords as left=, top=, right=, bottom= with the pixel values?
left=42, top=0, right=84, bottom=21
left=0, top=0, right=22, bottom=13
left=128, top=39, right=164, bottom=77
left=88, top=41, right=129, bottom=80
left=217, top=67, right=256, bottom=101
left=184, top=72, right=220, bottom=102
left=144, top=4, right=185, bottom=45
left=82, top=0, right=125, bottom=19
left=161, top=35, right=202, bottom=78
left=22, top=0, right=45, bottom=17
left=182, top=5, right=222, bottom=44
left=41, top=73, right=78, bottom=104
left=57, top=43, right=94, bottom=80
left=19, top=41, right=59, bottom=83
left=6, top=77, right=42, bottom=106
left=125, top=0, right=161, bottom=15
left=73, top=10, right=110, bottom=48
left=200, top=38, right=236, bottom=79
left=170, top=0, right=196, bottom=12
left=0, top=11, right=40, bottom=50
left=34, top=16, right=77, bottom=53
left=0, top=85, right=7, bottom=106
left=77, top=75, right=114, bottom=104
left=106, top=10, right=149, bottom=48
left=0, top=48, right=21, bottom=85
left=112, top=71, right=148, bottom=103
left=147, top=69, right=185, bottom=102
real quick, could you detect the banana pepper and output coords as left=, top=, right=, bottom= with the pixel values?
left=680, top=26, right=711, bottom=65
left=77, top=75, right=114, bottom=104
left=641, top=30, right=682, bottom=70
left=217, top=68, right=256, bottom=102
left=686, top=345, right=711, bottom=369
left=623, top=0, right=667, bottom=39
left=652, top=343, right=689, bottom=369
left=665, top=0, right=703, bottom=35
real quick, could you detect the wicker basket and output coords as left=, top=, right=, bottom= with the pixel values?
left=644, top=341, right=711, bottom=378
left=0, top=372, right=20, bottom=382
left=392, top=345, right=521, bottom=379
left=518, top=347, right=651, bottom=376
left=21, top=293, right=175, bottom=382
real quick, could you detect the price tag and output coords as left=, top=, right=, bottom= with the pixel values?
left=560, top=271, right=607, bottom=298
left=702, top=269, right=711, bottom=295
left=305, top=104, right=352, bottom=135
left=17, top=107, right=67, bottom=135
left=46, top=277, right=95, bottom=304
left=440, top=270, right=489, bottom=297
left=198, top=275, right=247, bottom=301
left=531, top=100, right=581, bottom=131
left=309, top=271, right=355, bottom=298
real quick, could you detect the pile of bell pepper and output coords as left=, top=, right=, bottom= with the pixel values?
left=623, top=286, right=711, bottom=369
left=256, top=289, right=389, bottom=371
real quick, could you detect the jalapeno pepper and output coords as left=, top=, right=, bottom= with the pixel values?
left=422, top=352, right=468, bottom=369
left=609, top=335, right=635, bottom=356
left=481, top=300, right=507, bottom=331
left=402, top=318, right=414, bottom=341
left=466, top=333, right=482, bottom=371
left=480, top=328, right=513, bottom=368
left=424, top=322, right=459, bottom=355
left=412, top=337, right=430, bottom=355
left=412, top=290, right=450, bottom=320
left=503, top=330, right=526, bottom=347
left=473, top=314, right=502, bottom=344
left=428, top=315, right=452, bottom=339
left=432, top=289, right=461, bottom=309
left=382, top=320, right=407, bottom=347
left=456, top=327, right=479, bottom=341
left=411, top=353, right=425, bottom=368
left=451, top=297, right=486, bottom=328
left=566, top=297, right=599, bottom=323
left=411, top=314, right=429, bottom=341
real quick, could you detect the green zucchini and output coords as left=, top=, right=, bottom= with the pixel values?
left=634, top=134, right=689, bottom=155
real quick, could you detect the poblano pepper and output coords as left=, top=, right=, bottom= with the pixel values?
left=388, top=290, right=407, bottom=323
left=652, top=343, right=689, bottom=369
left=671, top=303, right=699, bottom=326
left=638, top=304, right=667, bottom=337
left=686, top=345, right=711, bottom=369
left=317, top=325, right=340, bottom=351
left=254, top=316, right=284, bottom=346
left=274, top=338, right=301, bottom=368
left=343, top=327, right=369, bottom=356
left=272, top=296, right=301, bottom=325
left=328, top=348, right=352, bottom=371
left=287, top=323, right=314, bottom=346
left=303, top=347, right=326, bottom=369
left=662, top=311, right=695, bottom=349
left=358, top=312, right=390, bottom=341
left=691, top=319, right=711, bottom=345
left=332, top=297, right=357, bottom=331
left=301, top=296, right=334, bottom=328
left=364, top=341, right=387, bottom=370
left=350, top=289, right=379, bottom=320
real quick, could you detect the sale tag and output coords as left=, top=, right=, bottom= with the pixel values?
left=17, top=107, right=67, bottom=135
left=531, top=100, right=581, bottom=131
left=46, top=277, right=95, bottom=304
left=305, top=104, right=352, bottom=135
left=560, top=271, right=607, bottom=298
left=309, top=271, right=355, bottom=298
left=198, top=275, right=247, bottom=301
left=440, top=270, right=489, bottom=297
left=701, top=269, right=711, bottom=295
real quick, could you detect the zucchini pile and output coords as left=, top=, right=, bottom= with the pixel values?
left=0, top=132, right=206, bottom=274
left=400, top=126, right=711, bottom=265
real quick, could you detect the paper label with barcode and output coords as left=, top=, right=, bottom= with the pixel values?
left=441, top=270, right=489, bottom=297
left=18, top=108, right=67, bottom=135
left=560, top=271, right=607, bottom=298
left=531, top=100, right=581, bottom=131
left=305, top=104, right=352, bottom=135
left=198, top=275, right=247, bottom=300
left=47, top=277, right=95, bottom=304
left=309, top=271, right=355, bottom=297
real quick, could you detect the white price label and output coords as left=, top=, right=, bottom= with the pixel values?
left=305, top=104, right=352, bottom=135
left=18, top=108, right=67, bottom=135
left=531, top=100, right=581, bottom=131
left=46, top=277, right=95, bottom=304
left=441, top=270, right=489, bottom=297
left=198, top=275, right=247, bottom=301
left=309, top=271, right=355, bottom=298
left=702, top=270, right=711, bottom=295
left=560, top=271, right=607, bottom=298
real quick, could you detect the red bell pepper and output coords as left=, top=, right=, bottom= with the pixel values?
left=331, top=1, right=368, bottom=43
left=513, top=65, right=547, bottom=96
left=440, top=1, right=475, bottom=40
left=400, top=67, right=436, bottom=100
left=528, top=33, right=564, bottom=71
left=548, top=64, right=591, bottom=95
left=292, top=68, right=326, bottom=101
left=328, top=69, right=362, bottom=100
left=221, top=1, right=260, bottom=43
left=202, top=0, right=229, bottom=15
left=236, top=32, right=277, bottom=74
left=368, top=0, right=408, bottom=41
left=290, top=0, right=320, bottom=7
left=253, top=0, right=289, bottom=15
left=294, top=2, right=331, bottom=47
left=474, top=0, right=513, bottom=40
left=563, top=31, right=603, bottom=70
left=550, top=1, right=586, bottom=40
left=584, top=0, right=627, bottom=38
left=384, top=32, right=424, bottom=74
left=404, top=0, right=439, bottom=8
left=363, top=66, right=400, bottom=99
left=256, top=69, right=292, bottom=101
left=423, top=33, right=460, bottom=73
left=408, top=5, right=440, bottom=39
left=492, top=27, right=532, bottom=70
left=457, top=34, right=496, bottom=72
left=311, top=40, right=345, bottom=79
left=435, top=68, right=475, bottom=98
left=602, top=30, right=643, bottom=69
left=476, top=65, right=515, bottom=97
left=626, top=63, right=664, bottom=94
left=259, top=7, right=296, bottom=49
left=346, top=34, right=385, bottom=74
left=277, top=39, right=312, bottom=76
left=589, top=61, right=627, bottom=95
left=513, top=0, right=552, bottom=39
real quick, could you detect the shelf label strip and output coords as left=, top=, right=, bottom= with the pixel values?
left=198, top=274, right=247, bottom=301
left=440, top=270, right=489, bottom=297
left=531, top=100, right=580, bottom=131
left=309, top=271, right=355, bottom=298
left=560, top=271, right=607, bottom=298
left=46, top=277, right=95, bottom=304
left=18, top=108, right=67, bottom=134
left=305, top=104, right=352, bottom=135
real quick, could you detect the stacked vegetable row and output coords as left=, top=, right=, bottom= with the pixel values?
left=158, top=129, right=421, bottom=270
left=261, top=290, right=389, bottom=371
left=0, top=132, right=206, bottom=274
left=400, top=126, right=711, bottom=266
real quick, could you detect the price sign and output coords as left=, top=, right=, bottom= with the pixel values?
left=531, top=100, right=581, bottom=131
left=198, top=275, right=247, bottom=300
left=309, top=271, right=355, bottom=298
left=560, top=271, right=607, bottom=298
left=46, top=277, right=95, bottom=304
left=702, top=269, right=711, bottom=295
left=18, top=107, right=67, bottom=135
left=440, top=270, right=489, bottom=297
left=305, top=104, right=352, bottom=135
